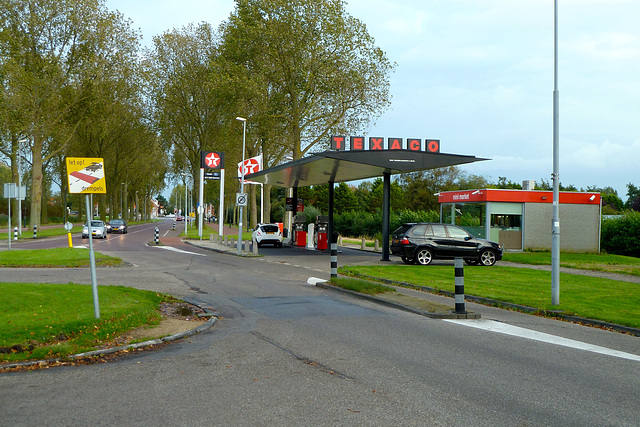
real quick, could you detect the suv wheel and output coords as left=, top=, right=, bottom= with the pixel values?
left=401, top=255, right=414, bottom=265
left=479, top=249, right=497, bottom=266
left=415, top=248, right=433, bottom=265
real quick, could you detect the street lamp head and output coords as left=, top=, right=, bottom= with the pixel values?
left=236, top=117, right=246, bottom=122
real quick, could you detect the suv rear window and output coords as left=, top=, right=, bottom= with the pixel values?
left=392, top=225, right=412, bottom=235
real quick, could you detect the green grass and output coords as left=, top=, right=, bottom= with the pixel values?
left=0, top=225, right=81, bottom=240
left=0, top=248, right=124, bottom=267
left=329, top=276, right=396, bottom=295
left=0, top=283, right=172, bottom=363
left=503, top=251, right=640, bottom=276
left=339, top=265, right=640, bottom=328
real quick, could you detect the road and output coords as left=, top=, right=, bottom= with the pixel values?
left=1, top=219, right=639, bottom=426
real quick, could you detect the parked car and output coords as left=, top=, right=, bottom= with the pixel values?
left=107, top=219, right=128, bottom=234
left=82, top=220, right=108, bottom=239
left=252, top=223, right=283, bottom=247
left=390, top=222, right=503, bottom=266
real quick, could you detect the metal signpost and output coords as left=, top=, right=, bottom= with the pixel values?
left=66, top=157, right=107, bottom=319
left=3, top=183, right=16, bottom=250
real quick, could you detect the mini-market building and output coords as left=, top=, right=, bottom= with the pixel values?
left=438, top=188, right=602, bottom=252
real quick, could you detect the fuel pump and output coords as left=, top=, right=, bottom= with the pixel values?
left=294, top=213, right=306, bottom=247
left=315, top=215, right=329, bottom=250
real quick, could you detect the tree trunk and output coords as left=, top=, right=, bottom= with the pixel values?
left=264, top=184, right=272, bottom=223
left=29, top=137, right=44, bottom=230
left=249, top=184, right=257, bottom=228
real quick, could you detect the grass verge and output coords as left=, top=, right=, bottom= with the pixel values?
left=502, top=251, right=640, bottom=276
left=0, top=248, right=123, bottom=267
left=0, top=283, right=172, bottom=363
left=339, top=265, right=640, bottom=329
left=329, top=276, right=396, bottom=295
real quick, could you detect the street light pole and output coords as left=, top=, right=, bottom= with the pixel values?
left=17, top=138, right=28, bottom=235
left=236, top=117, right=247, bottom=255
left=181, top=173, right=188, bottom=237
left=551, top=0, right=560, bottom=305
left=120, top=183, right=124, bottom=219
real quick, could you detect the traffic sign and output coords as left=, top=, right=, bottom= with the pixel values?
left=236, top=193, right=248, bottom=207
left=66, top=158, right=106, bottom=194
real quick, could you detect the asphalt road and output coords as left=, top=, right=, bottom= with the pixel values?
left=1, top=219, right=639, bottom=426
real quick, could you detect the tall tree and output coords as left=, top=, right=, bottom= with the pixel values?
left=146, top=23, right=236, bottom=208
left=0, top=0, right=138, bottom=227
left=220, top=0, right=395, bottom=159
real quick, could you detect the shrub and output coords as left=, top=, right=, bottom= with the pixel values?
left=334, top=209, right=440, bottom=238
left=601, top=211, right=640, bottom=257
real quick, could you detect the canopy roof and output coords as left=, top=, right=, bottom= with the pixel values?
left=245, top=149, right=488, bottom=188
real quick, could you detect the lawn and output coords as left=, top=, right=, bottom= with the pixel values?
left=339, top=264, right=640, bottom=329
left=0, top=248, right=123, bottom=267
left=502, top=251, right=640, bottom=276
left=0, top=283, right=171, bottom=363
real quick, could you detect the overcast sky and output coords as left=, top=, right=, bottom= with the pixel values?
left=108, top=0, right=639, bottom=199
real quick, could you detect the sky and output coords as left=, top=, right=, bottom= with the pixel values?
left=108, top=0, right=640, bottom=200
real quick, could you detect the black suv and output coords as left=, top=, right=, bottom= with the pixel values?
left=391, top=223, right=503, bottom=266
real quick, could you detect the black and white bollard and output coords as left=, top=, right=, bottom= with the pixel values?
left=330, top=232, right=338, bottom=279
left=454, top=257, right=467, bottom=314
left=172, top=221, right=176, bottom=230
left=14, top=226, right=18, bottom=241
left=154, top=227, right=159, bottom=245
left=33, top=224, right=37, bottom=239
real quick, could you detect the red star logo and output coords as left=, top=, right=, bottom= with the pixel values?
left=205, top=152, right=220, bottom=168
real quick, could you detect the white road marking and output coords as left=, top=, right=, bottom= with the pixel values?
left=444, top=319, right=640, bottom=362
left=152, top=245, right=206, bottom=257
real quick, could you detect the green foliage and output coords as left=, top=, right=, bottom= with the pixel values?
left=333, top=208, right=439, bottom=238
left=601, top=211, right=640, bottom=257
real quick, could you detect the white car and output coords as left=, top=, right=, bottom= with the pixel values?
left=252, top=224, right=283, bottom=247
left=82, top=220, right=108, bottom=239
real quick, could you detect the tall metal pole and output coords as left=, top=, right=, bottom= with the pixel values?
left=184, top=175, right=188, bottom=236
left=236, top=117, right=246, bottom=255
left=551, top=0, right=560, bottom=305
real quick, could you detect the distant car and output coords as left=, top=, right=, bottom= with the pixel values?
left=107, top=219, right=127, bottom=234
left=176, top=215, right=184, bottom=221
left=82, top=220, right=108, bottom=239
left=252, top=223, right=283, bottom=247
left=166, top=214, right=176, bottom=218
left=390, top=222, right=503, bottom=266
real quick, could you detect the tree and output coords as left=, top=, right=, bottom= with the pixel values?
left=398, top=167, right=489, bottom=212
left=625, top=183, right=640, bottom=211
left=220, top=0, right=394, bottom=159
left=0, top=0, right=140, bottom=227
left=146, top=23, right=236, bottom=214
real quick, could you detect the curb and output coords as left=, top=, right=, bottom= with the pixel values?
left=1, top=301, right=218, bottom=371
left=315, top=281, right=480, bottom=319
left=344, top=272, right=640, bottom=337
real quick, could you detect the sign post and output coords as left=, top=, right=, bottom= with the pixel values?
left=3, top=183, right=16, bottom=250
left=66, top=157, right=106, bottom=319
left=200, top=151, right=225, bottom=238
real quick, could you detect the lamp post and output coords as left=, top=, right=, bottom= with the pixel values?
left=181, top=173, right=188, bottom=236
left=17, top=138, right=28, bottom=235
left=551, top=0, right=560, bottom=305
left=236, top=116, right=246, bottom=255
left=120, top=183, right=124, bottom=219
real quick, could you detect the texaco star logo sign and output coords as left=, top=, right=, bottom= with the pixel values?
left=205, top=152, right=221, bottom=168
left=241, top=158, right=261, bottom=175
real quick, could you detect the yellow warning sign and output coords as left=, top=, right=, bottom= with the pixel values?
left=66, top=158, right=107, bottom=194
